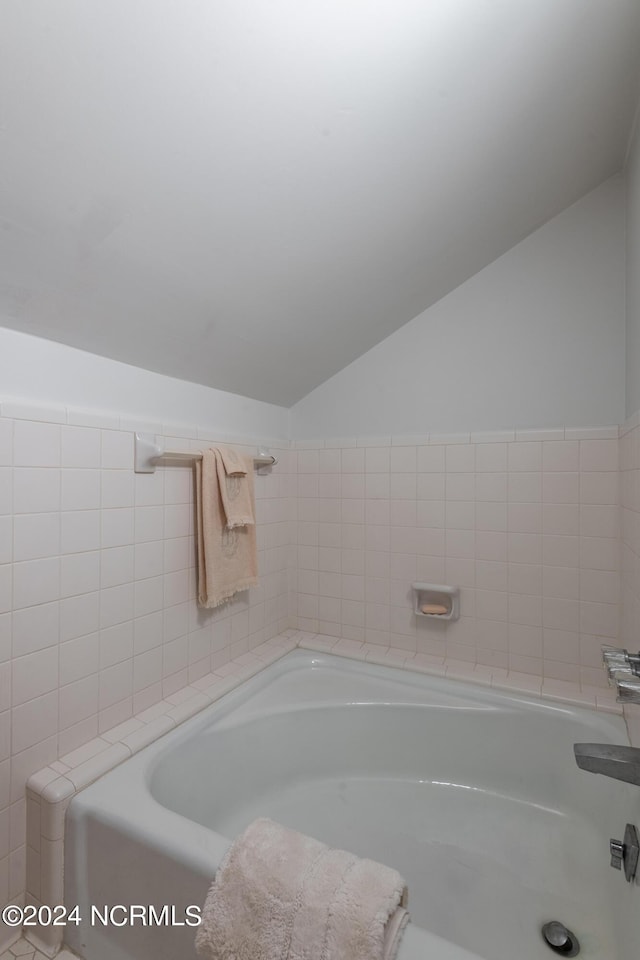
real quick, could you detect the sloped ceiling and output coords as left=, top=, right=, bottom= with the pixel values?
left=1, top=1, right=639, bottom=406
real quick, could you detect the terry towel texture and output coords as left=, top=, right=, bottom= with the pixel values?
left=195, top=818, right=409, bottom=960
left=215, top=447, right=254, bottom=528
left=195, top=448, right=258, bottom=608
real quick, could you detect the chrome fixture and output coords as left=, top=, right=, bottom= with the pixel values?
left=573, top=743, right=640, bottom=786
left=609, top=824, right=639, bottom=883
left=616, top=677, right=640, bottom=704
left=541, top=921, right=580, bottom=956
left=600, top=647, right=640, bottom=703
left=602, top=646, right=640, bottom=678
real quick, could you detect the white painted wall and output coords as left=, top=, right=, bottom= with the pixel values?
left=626, top=114, right=640, bottom=417
left=292, top=177, right=625, bottom=439
left=0, top=326, right=289, bottom=440
left=2, top=2, right=638, bottom=407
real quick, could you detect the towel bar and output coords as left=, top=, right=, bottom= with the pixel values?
left=134, top=433, right=278, bottom=473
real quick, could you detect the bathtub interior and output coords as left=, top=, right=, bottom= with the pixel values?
left=65, top=652, right=640, bottom=960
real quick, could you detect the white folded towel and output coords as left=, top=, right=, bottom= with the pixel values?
left=195, top=818, right=409, bottom=960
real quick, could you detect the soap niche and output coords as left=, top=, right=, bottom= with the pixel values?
left=412, top=583, right=460, bottom=621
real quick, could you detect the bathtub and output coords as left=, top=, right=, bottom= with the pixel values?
left=65, top=651, right=640, bottom=960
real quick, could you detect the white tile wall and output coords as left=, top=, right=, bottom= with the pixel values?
left=620, top=418, right=640, bottom=652
left=0, top=408, right=294, bottom=916
left=1, top=409, right=632, bottom=928
left=295, top=432, right=619, bottom=686
left=618, top=415, right=640, bottom=745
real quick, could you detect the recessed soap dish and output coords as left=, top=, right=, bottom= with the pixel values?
left=412, top=583, right=460, bottom=621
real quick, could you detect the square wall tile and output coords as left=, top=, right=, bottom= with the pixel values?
left=579, top=439, right=618, bottom=472
left=61, top=510, right=100, bottom=554
left=13, top=468, right=60, bottom=514
left=475, top=444, right=507, bottom=473
left=342, top=448, right=365, bottom=473
left=543, top=597, right=580, bottom=632
left=508, top=503, right=541, bottom=534
left=475, top=473, right=507, bottom=502
left=542, top=566, right=579, bottom=600
left=542, top=441, right=579, bottom=472
left=12, top=601, right=59, bottom=657
left=318, top=449, right=341, bottom=473
left=390, top=447, right=416, bottom=473
left=365, top=448, right=390, bottom=473
left=0, top=467, right=11, bottom=514
left=13, top=512, right=59, bottom=561
left=101, top=430, right=134, bottom=469
left=417, top=446, right=445, bottom=472
left=12, top=691, right=58, bottom=754
left=509, top=593, right=542, bottom=627
left=101, top=471, right=135, bottom=508
left=61, top=551, right=100, bottom=598
left=476, top=531, right=507, bottom=562
left=0, top=419, right=12, bottom=466
left=542, top=535, right=579, bottom=568
left=0, top=515, right=11, bottom=565
left=579, top=537, right=618, bottom=571
left=12, top=645, right=59, bottom=705
left=508, top=442, right=541, bottom=472
left=13, top=557, right=60, bottom=609
left=60, top=632, right=100, bottom=685
left=62, top=426, right=101, bottom=468
left=446, top=445, right=474, bottom=472
left=543, top=503, right=579, bottom=536
left=13, top=421, right=60, bottom=467
left=508, top=563, right=542, bottom=597
left=580, top=473, right=618, bottom=505
left=542, top=473, right=579, bottom=504
left=508, top=473, right=541, bottom=502
left=508, top=624, right=542, bottom=658
left=446, top=474, right=474, bottom=501
left=579, top=504, right=618, bottom=539
left=62, top=469, right=101, bottom=511
left=59, top=675, right=99, bottom=730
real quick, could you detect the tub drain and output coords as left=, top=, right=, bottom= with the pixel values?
left=541, top=921, right=580, bottom=957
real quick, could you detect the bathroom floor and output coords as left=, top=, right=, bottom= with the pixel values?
left=0, top=939, right=77, bottom=960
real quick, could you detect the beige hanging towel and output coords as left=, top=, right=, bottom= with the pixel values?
left=214, top=446, right=255, bottom=528
left=195, top=818, right=409, bottom=960
left=195, top=449, right=258, bottom=608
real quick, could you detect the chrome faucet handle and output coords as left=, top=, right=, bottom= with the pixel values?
left=602, top=646, right=627, bottom=665
left=601, top=648, right=640, bottom=681
left=616, top=678, right=640, bottom=704
left=609, top=826, right=639, bottom=883
left=608, top=666, right=633, bottom=688
left=610, top=839, right=624, bottom=870
left=626, top=652, right=640, bottom=677
left=603, top=648, right=629, bottom=677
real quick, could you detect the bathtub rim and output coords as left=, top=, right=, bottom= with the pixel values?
left=22, top=629, right=623, bottom=955
left=68, top=646, right=630, bottom=872
left=63, top=646, right=631, bottom=960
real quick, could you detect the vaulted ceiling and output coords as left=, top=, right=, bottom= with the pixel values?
left=1, top=1, right=639, bottom=406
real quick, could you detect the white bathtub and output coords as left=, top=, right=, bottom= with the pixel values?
left=65, top=651, right=640, bottom=960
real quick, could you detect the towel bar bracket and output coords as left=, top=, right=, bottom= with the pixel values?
left=134, top=433, right=277, bottom=474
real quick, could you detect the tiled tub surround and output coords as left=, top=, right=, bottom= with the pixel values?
left=0, top=414, right=631, bottom=954
left=0, top=404, right=295, bottom=934
left=619, top=411, right=640, bottom=744
left=22, top=628, right=621, bottom=957
left=23, top=632, right=299, bottom=956
left=294, top=429, right=620, bottom=688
